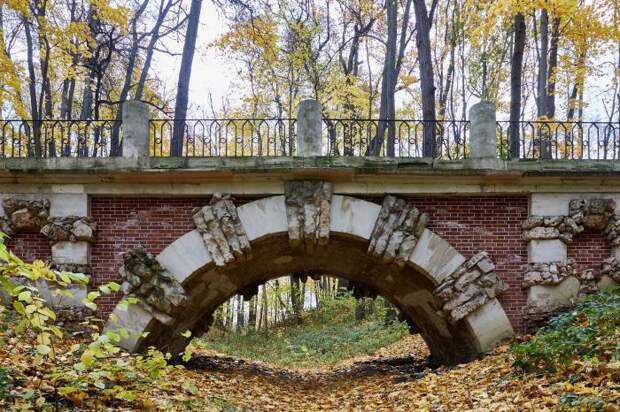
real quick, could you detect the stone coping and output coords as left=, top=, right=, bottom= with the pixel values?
left=3, top=157, right=620, bottom=178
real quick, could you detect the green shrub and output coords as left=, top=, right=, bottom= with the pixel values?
left=512, top=288, right=620, bottom=373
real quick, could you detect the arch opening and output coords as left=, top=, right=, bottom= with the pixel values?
left=106, top=195, right=514, bottom=366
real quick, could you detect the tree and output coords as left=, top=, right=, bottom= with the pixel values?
left=171, top=0, right=202, bottom=156
left=412, top=0, right=438, bottom=158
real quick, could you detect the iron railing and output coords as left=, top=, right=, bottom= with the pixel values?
left=497, top=121, right=620, bottom=160
left=0, top=119, right=120, bottom=158
left=150, top=118, right=296, bottom=157
left=2, top=117, right=619, bottom=160
left=151, top=118, right=469, bottom=159
left=323, top=118, right=469, bottom=159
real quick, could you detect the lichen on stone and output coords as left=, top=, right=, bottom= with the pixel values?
left=368, top=195, right=428, bottom=267
left=522, top=259, right=577, bottom=288
left=2, top=197, right=50, bottom=232
left=601, top=257, right=620, bottom=284
left=284, top=181, right=332, bottom=253
left=434, top=251, right=507, bottom=323
left=119, top=248, right=188, bottom=324
left=193, top=193, right=251, bottom=267
left=40, top=216, right=96, bottom=244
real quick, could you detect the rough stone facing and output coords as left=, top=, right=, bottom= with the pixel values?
left=601, top=257, right=620, bottom=283
left=434, top=251, right=508, bottom=323
left=522, top=259, right=576, bottom=288
left=368, top=195, right=428, bottom=266
left=2, top=198, right=50, bottom=233
left=193, top=194, right=251, bottom=267
left=50, top=262, right=92, bottom=275
left=284, top=181, right=332, bottom=253
left=40, top=216, right=96, bottom=244
left=522, top=215, right=581, bottom=243
left=119, top=248, right=188, bottom=324
left=569, top=198, right=615, bottom=231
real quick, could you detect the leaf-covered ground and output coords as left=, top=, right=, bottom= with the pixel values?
left=2, top=333, right=619, bottom=411
left=2, top=290, right=620, bottom=410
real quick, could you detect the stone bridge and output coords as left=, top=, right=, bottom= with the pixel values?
left=1, top=100, right=619, bottom=365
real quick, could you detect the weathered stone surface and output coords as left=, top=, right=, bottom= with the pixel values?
left=569, top=198, right=615, bottom=231
left=0, top=217, right=13, bottom=236
left=50, top=262, right=92, bottom=274
left=434, top=251, right=507, bottom=323
left=120, top=248, right=188, bottom=322
left=522, top=215, right=581, bottom=243
left=40, top=216, right=96, bottom=243
left=522, top=259, right=576, bottom=288
left=284, top=181, right=332, bottom=253
left=193, top=194, right=251, bottom=267
left=368, top=195, right=428, bottom=266
left=2, top=198, right=50, bottom=232
left=601, top=256, right=620, bottom=284
left=577, top=268, right=598, bottom=296
left=604, top=217, right=620, bottom=246
left=523, top=276, right=580, bottom=331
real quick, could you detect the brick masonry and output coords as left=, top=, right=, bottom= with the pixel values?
left=568, top=229, right=611, bottom=278
left=8, top=194, right=609, bottom=334
left=412, top=196, right=529, bottom=333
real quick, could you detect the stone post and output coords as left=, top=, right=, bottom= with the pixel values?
left=122, top=100, right=150, bottom=160
left=296, top=99, right=323, bottom=156
left=469, top=101, right=497, bottom=158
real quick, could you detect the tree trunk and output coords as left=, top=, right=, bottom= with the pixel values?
left=413, top=0, right=437, bottom=158
left=370, top=0, right=397, bottom=156
left=236, top=295, right=244, bottom=331
left=171, top=0, right=202, bottom=156
left=509, top=13, right=526, bottom=159
left=546, top=17, right=561, bottom=119
left=248, top=295, right=256, bottom=330
left=290, top=274, right=303, bottom=321
left=23, top=16, right=42, bottom=158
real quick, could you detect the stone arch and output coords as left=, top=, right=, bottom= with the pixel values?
left=105, top=194, right=514, bottom=365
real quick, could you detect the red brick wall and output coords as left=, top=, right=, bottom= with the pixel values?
left=9, top=194, right=613, bottom=334
left=90, top=197, right=211, bottom=312
left=412, top=196, right=529, bottom=332
left=568, top=229, right=611, bottom=276
left=7, top=233, right=51, bottom=263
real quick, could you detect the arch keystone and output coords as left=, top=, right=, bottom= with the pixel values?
left=284, top=181, right=332, bottom=253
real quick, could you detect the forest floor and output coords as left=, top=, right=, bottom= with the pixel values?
left=1, top=293, right=619, bottom=411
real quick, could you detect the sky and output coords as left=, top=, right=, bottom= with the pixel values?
left=152, top=2, right=236, bottom=116
left=150, top=2, right=616, bottom=122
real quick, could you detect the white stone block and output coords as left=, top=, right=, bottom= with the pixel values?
left=408, top=229, right=466, bottom=285
left=464, top=298, right=514, bottom=353
left=238, top=195, right=288, bottom=241
left=530, top=194, right=571, bottom=216
left=528, top=239, right=566, bottom=263
left=527, top=276, right=580, bottom=310
left=51, top=241, right=89, bottom=265
left=330, top=195, right=380, bottom=241
left=104, top=304, right=154, bottom=352
left=49, top=193, right=88, bottom=217
left=35, top=279, right=88, bottom=307
left=157, top=230, right=212, bottom=284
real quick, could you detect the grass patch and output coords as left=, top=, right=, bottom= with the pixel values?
left=193, top=296, right=409, bottom=368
